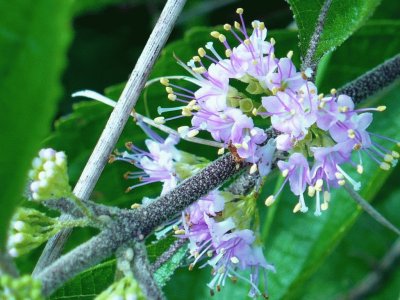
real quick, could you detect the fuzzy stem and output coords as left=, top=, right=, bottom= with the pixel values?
left=344, top=184, right=400, bottom=236
left=301, top=0, right=333, bottom=73
left=338, top=54, right=400, bottom=103
left=33, top=0, right=187, bottom=275
left=151, top=239, right=187, bottom=272
left=132, top=243, right=165, bottom=300
left=35, top=154, right=246, bottom=296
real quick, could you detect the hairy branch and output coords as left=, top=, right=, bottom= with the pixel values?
left=151, top=239, right=187, bottom=272
left=301, top=0, right=333, bottom=72
left=34, top=0, right=187, bottom=274
left=344, top=184, right=400, bottom=236
left=132, top=243, right=165, bottom=300
left=35, top=153, right=246, bottom=296
left=346, top=237, right=400, bottom=300
left=338, top=54, right=400, bottom=103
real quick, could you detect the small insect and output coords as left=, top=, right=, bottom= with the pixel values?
left=228, top=141, right=244, bottom=163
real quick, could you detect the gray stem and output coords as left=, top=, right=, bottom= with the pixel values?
left=338, top=54, right=400, bottom=104
left=301, top=0, right=333, bottom=72
left=33, top=0, right=187, bottom=275
left=132, top=243, right=165, bottom=300
left=0, top=251, right=19, bottom=277
left=151, top=239, right=187, bottom=272
left=346, top=237, right=400, bottom=300
left=344, top=184, right=400, bottom=236
left=35, top=153, right=246, bottom=296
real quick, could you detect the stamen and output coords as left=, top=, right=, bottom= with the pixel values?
left=265, top=195, right=275, bottom=206
left=154, top=117, right=165, bottom=124
left=249, top=163, right=258, bottom=174
left=157, top=105, right=185, bottom=115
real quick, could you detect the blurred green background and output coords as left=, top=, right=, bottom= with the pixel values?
left=1, top=0, right=400, bottom=299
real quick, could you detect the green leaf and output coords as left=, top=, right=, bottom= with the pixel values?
left=0, top=0, right=73, bottom=249
left=154, top=246, right=187, bottom=288
left=50, top=260, right=116, bottom=300
left=287, top=0, right=382, bottom=61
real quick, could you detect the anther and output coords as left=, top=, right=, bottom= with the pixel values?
left=330, top=88, right=337, bottom=95
left=223, top=24, right=231, bottom=31
left=187, top=129, right=199, bottom=138
left=249, top=163, right=258, bottom=174
left=347, top=129, right=356, bottom=139
left=154, top=117, right=165, bottom=124
left=380, top=162, right=391, bottom=170
left=244, top=39, right=251, bottom=45
left=293, top=202, right=301, bottom=213
left=265, top=195, right=275, bottom=206
left=236, top=8, right=244, bottom=14
left=217, top=148, right=225, bottom=155
left=225, top=49, right=232, bottom=57
left=131, top=203, right=141, bottom=209
left=168, top=94, right=177, bottom=101
left=282, top=169, right=289, bottom=177
left=392, top=151, right=399, bottom=158
left=286, top=50, right=293, bottom=59
left=210, top=31, right=221, bottom=39
left=270, top=37, right=276, bottom=45
left=198, top=47, right=206, bottom=57
left=384, top=154, right=394, bottom=162
left=218, top=34, right=226, bottom=43
left=160, top=78, right=169, bottom=86
left=321, top=202, right=329, bottom=211
left=166, top=87, right=173, bottom=93
left=377, top=106, right=386, bottom=112
left=357, top=165, right=364, bottom=174
left=234, top=21, right=241, bottom=29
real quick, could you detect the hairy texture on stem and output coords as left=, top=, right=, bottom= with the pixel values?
left=34, top=0, right=187, bottom=275
left=35, top=154, right=246, bottom=296
left=338, top=54, right=400, bottom=104
left=151, top=239, right=187, bottom=272
left=346, top=237, right=400, bottom=300
left=132, top=243, right=165, bottom=300
left=226, top=171, right=260, bottom=196
left=301, top=0, right=333, bottom=73
left=344, top=184, right=400, bottom=236
left=0, top=251, right=19, bottom=277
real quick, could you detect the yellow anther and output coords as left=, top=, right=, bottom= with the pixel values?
left=154, top=117, right=165, bottom=124
left=165, top=87, right=173, bottom=93
left=188, top=99, right=197, bottom=107
left=193, top=66, right=206, bottom=74
left=335, top=172, right=344, bottom=180
left=172, top=225, right=179, bottom=231
left=218, top=34, right=226, bottom=43
left=187, top=129, right=199, bottom=138
left=323, top=191, right=331, bottom=202
left=217, top=148, right=225, bottom=155
left=339, top=106, right=349, bottom=112
left=252, top=108, right=258, bottom=116
left=168, top=94, right=177, bottom=101
left=174, top=229, right=186, bottom=235
left=210, top=31, right=220, bottom=39
left=330, top=88, right=337, bottom=95
left=251, top=21, right=257, bottom=29
left=252, top=59, right=258, bottom=65
left=177, top=126, right=189, bottom=135
left=271, top=87, right=278, bottom=95
left=357, top=165, right=364, bottom=174
left=233, top=143, right=242, bottom=149
left=270, top=37, right=276, bottom=45
left=244, top=39, right=251, bottom=45
left=234, top=21, right=241, bottom=29
left=192, top=55, right=201, bottom=62
left=377, top=105, right=386, bottom=112
left=347, top=129, right=356, bottom=139
left=198, top=47, right=206, bottom=57
left=318, top=93, right=324, bottom=99
left=321, top=202, right=329, bottom=211
left=338, top=179, right=346, bottom=186
left=131, top=203, right=141, bottom=209
left=181, top=107, right=192, bottom=117
left=315, top=179, right=324, bottom=190
left=160, top=78, right=169, bottom=86
left=310, top=89, right=316, bottom=94
left=287, top=50, right=293, bottom=59
left=236, top=8, right=244, bottom=14
left=293, top=202, right=302, bottom=213
left=392, top=151, right=399, bottom=158
left=230, top=256, right=239, bottom=264
left=265, top=195, right=275, bottom=206
left=353, top=143, right=362, bottom=150
left=249, top=163, right=258, bottom=174
left=282, top=169, right=289, bottom=177
left=380, top=162, right=391, bottom=170
left=271, top=52, right=276, bottom=59
left=308, top=186, right=316, bottom=197
left=259, top=22, right=265, bottom=30
left=384, top=154, right=394, bottom=162
left=225, top=49, right=232, bottom=57
left=223, top=24, right=232, bottom=31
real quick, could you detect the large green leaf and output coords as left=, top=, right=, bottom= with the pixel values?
left=0, top=0, right=73, bottom=249
left=287, top=0, right=382, bottom=61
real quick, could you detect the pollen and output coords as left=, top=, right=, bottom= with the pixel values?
left=192, top=55, right=201, bottom=62
left=259, top=22, right=265, bottom=30
left=244, top=39, right=251, bottom=45
left=174, top=229, right=186, bottom=235
left=218, top=34, right=226, bottom=43
left=198, top=47, right=206, bottom=57
left=236, top=8, right=244, bottom=14
left=225, top=49, right=232, bottom=57
left=249, top=163, right=258, bottom=174
left=160, top=78, right=169, bottom=86
left=338, top=179, right=346, bottom=186
left=217, top=148, right=225, bottom=155
left=168, top=94, right=177, bottom=101
left=377, top=105, right=386, bottom=112
left=308, top=186, right=316, bottom=197
left=187, top=129, right=199, bottom=138
left=380, top=162, right=391, bottom=170
left=210, top=31, right=221, bottom=39
left=223, top=24, right=231, bottom=31
left=347, top=129, right=356, bottom=139
left=321, top=202, right=329, bottom=211
left=265, top=195, right=275, bottom=206
left=165, top=87, right=173, bottom=93
left=154, top=116, right=165, bottom=124
left=330, top=88, right=337, bottom=95
left=234, top=21, right=241, bottom=29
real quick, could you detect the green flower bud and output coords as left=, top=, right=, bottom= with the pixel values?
left=0, top=275, right=43, bottom=300
left=239, top=98, right=254, bottom=113
left=29, top=148, right=71, bottom=201
left=96, top=276, right=145, bottom=300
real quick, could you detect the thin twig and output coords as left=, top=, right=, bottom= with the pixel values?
left=301, top=0, right=333, bottom=72
left=0, top=251, right=19, bottom=277
left=132, top=243, right=165, bottom=300
left=344, top=184, right=400, bottom=236
left=338, top=54, right=400, bottom=104
left=151, top=239, right=187, bottom=272
left=33, top=0, right=187, bottom=275
left=35, top=153, right=247, bottom=296
left=346, top=237, right=400, bottom=300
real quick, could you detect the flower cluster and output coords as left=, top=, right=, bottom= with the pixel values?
left=28, top=148, right=71, bottom=201
left=114, top=124, right=274, bottom=297
left=0, top=275, right=43, bottom=300
left=155, top=8, right=399, bottom=216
